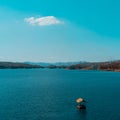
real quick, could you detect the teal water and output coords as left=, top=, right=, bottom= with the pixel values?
left=0, top=69, right=120, bottom=120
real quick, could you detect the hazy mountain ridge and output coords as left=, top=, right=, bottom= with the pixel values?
left=24, top=61, right=88, bottom=67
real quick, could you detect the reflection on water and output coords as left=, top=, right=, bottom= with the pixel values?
left=77, top=109, right=87, bottom=120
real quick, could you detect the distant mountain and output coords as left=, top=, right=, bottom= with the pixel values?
left=24, top=62, right=51, bottom=67
left=0, top=62, right=43, bottom=69
left=52, top=62, right=88, bottom=66
left=24, top=61, right=87, bottom=67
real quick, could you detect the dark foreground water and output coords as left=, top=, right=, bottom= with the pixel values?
left=0, top=69, right=120, bottom=120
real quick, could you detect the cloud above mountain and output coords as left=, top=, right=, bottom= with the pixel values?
left=25, top=16, right=63, bottom=26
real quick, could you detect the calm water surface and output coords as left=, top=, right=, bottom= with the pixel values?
left=0, top=69, right=120, bottom=120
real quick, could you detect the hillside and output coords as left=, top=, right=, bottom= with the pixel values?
left=0, top=62, right=43, bottom=69
left=66, top=61, right=120, bottom=71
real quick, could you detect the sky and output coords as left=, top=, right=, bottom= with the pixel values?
left=0, top=0, right=120, bottom=62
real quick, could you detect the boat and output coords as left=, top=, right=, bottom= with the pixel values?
left=76, top=98, right=87, bottom=110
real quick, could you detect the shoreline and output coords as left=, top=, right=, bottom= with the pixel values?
left=0, top=61, right=120, bottom=72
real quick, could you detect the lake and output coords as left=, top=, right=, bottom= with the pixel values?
left=0, top=69, right=120, bottom=120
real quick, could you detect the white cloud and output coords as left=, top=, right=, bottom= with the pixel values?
left=25, top=16, right=63, bottom=26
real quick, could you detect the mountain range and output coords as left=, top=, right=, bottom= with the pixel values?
left=24, top=61, right=88, bottom=67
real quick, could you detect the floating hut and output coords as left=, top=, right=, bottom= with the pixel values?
left=76, top=98, right=86, bottom=109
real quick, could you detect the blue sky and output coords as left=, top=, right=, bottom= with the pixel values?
left=0, top=0, right=120, bottom=62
